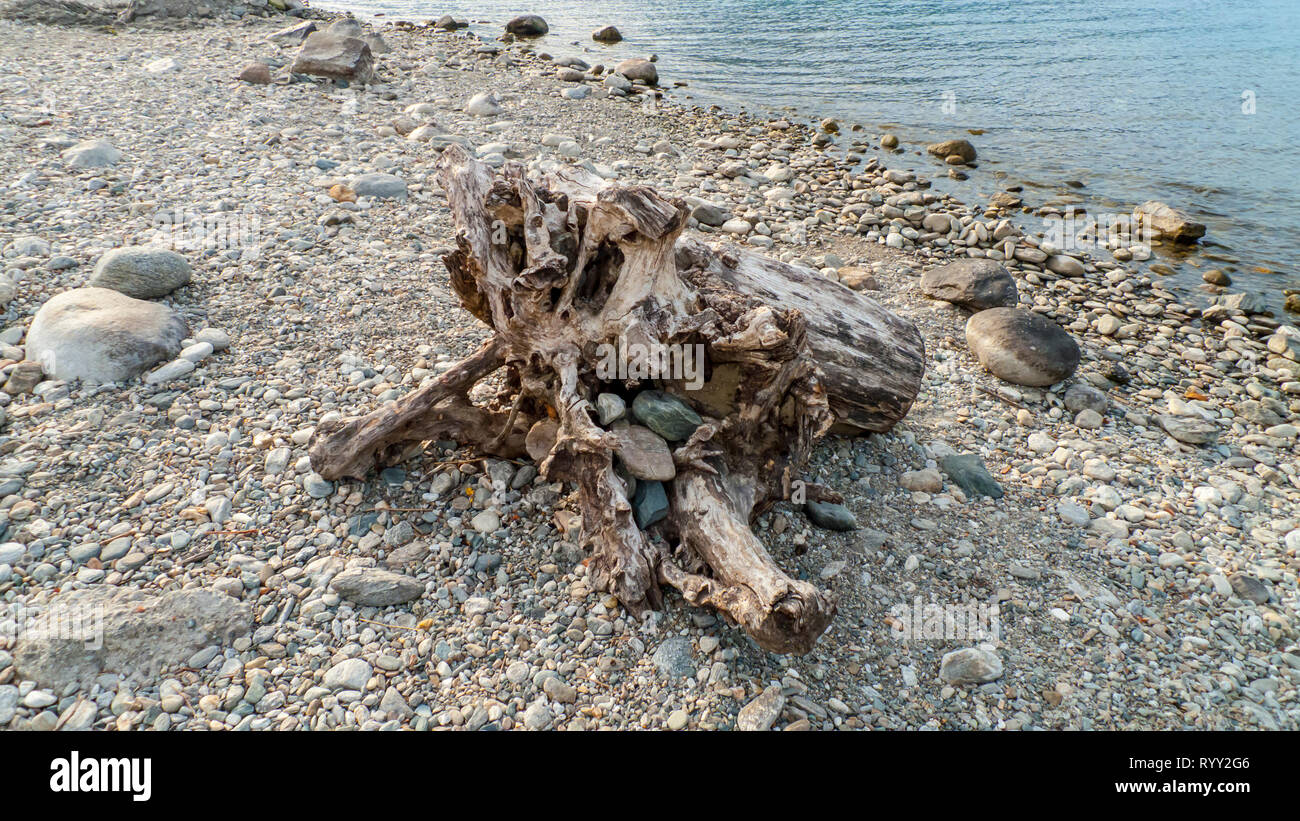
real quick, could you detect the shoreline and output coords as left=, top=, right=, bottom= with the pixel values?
left=319, top=2, right=1300, bottom=320
left=0, top=10, right=1297, bottom=731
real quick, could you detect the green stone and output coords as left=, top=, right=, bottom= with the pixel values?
left=632, top=390, right=702, bottom=442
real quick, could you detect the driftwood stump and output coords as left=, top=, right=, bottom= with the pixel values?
left=310, top=146, right=924, bottom=654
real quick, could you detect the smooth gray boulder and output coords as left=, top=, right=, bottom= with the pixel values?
left=291, top=31, right=374, bottom=81
left=920, top=259, right=1018, bottom=310
left=329, top=567, right=423, bottom=606
left=965, top=307, right=1080, bottom=387
left=88, top=245, right=191, bottom=299
left=350, top=173, right=406, bottom=200
left=805, top=500, right=857, bottom=531
left=505, top=14, right=547, bottom=37
left=615, top=58, right=658, bottom=85
left=25, top=287, right=188, bottom=383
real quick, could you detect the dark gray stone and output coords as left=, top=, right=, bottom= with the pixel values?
left=632, top=390, right=701, bottom=441
left=691, top=201, right=728, bottom=227
left=965, top=307, right=1080, bottom=387
left=89, top=246, right=191, bottom=299
left=939, top=453, right=1004, bottom=499
left=505, top=14, right=548, bottom=37
left=1064, top=383, right=1108, bottom=414
left=632, top=479, right=668, bottom=529
left=652, top=636, right=695, bottom=678
left=920, top=259, right=1018, bottom=310
left=330, top=567, right=423, bottom=606
left=1229, top=573, right=1269, bottom=604
left=351, top=173, right=406, bottom=200
left=805, top=500, right=857, bottom=531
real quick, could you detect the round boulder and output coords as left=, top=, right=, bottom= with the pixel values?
left=592, top=25, right=622, bottom=43
left=926, top=139, right=976, bottom=164
left=920, top=258, right=1018, bottom=310
left=615, top=58, right=658, bottom=85
left=505, top=14, right=548, bottom=37
left=25, top=287, right=188, bottom=383
left=88, top=245, right=192, bottom=299
left=965, top=307, right=1080, bottom=387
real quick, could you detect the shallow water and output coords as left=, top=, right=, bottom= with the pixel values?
left=324, top=0, right=1300, bottom=315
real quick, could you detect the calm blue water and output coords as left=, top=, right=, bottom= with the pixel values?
left=325, top=0, right=1300, bottom=313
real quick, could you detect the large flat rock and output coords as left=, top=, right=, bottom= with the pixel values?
left=12, top=586, right=251, bottom=690
left=25, top=287, right=188, bottom=383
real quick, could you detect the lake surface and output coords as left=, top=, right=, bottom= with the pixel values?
left=323, top=0, right=1300, bottom=315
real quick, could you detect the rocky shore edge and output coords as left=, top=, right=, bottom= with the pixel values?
left=0, top=10, right=1297, bottom=732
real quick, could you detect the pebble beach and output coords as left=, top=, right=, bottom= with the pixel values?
left=0, top=5, right=1298, bottom=732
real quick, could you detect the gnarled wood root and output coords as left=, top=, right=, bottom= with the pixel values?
left=309, top=146, right=925, bottom=654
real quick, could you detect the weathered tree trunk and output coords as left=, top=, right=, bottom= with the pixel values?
left=675, top=238, right=924, bottom=433
left=309, top=146, right=924, bottom=654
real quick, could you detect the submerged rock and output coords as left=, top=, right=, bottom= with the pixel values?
left=505, top=14, right=548, bottom=37
left=926, top=138, right=976, bottom=163
left=1134, top=200, right=1205, bottom=243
